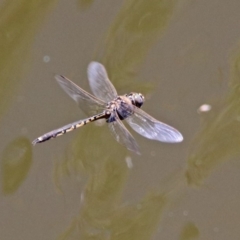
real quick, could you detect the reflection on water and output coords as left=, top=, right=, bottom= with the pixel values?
left=0, top=0, right=57, bottom=119
left=180, top=222, right=199, bottom=240
left=95, top=0, right=178, bottom=92
left=77, top=0, right=94, bottom=9
left=186, top=52, right=240, bottom=186
left=1, top=137, right=32, bottom=194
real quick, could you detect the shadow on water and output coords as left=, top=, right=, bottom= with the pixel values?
left=185, top=49, right=240, bottom=186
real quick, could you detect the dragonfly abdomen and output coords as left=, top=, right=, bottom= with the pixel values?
left=32, top=112, right=106, bottom=145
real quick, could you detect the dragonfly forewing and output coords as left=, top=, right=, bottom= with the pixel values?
left=55, top=75, right=106, bottom=116
left=125, top=107, right=183, bottom=143
left=87, top=62, right=118, bottom=102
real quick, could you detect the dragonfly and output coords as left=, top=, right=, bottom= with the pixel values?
left=32, top=62, right=183, bottom=154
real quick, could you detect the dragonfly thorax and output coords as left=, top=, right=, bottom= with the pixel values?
left=126, top=92, right=145, bottom=108
left=105, top=95, right=135, bottom=122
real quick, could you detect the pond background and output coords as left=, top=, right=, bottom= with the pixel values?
left=1, top=0, right=240, bottom=239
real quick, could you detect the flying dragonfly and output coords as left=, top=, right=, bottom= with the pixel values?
left=32, top=62, right=183, bottom=154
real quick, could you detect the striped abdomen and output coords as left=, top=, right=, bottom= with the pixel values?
left=32, top=112, right=107, bottom=145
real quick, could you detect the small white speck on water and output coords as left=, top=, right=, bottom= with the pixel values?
left=80, top=192, right=84, bottom=202
left=183, top=210, right=188, bottom=216
left=43, top=55, right=50, bottom=63
left=197, top=104, right=211, bottom=113
left=125, top=156, right=133, bottom=169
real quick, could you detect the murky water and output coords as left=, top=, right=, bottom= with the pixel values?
left=1, top=0, right=240, bottom=239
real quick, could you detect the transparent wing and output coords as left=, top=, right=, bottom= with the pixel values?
left=108, top=111, right=140, bottom=155
left=55, top=75, right=106, bottom=116
left=125, top=107, right=183, bottom=143
left=87, top=62, right=118, bottom=102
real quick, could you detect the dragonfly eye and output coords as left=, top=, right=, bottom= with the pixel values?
left=134, top=93, right=144, bottom=108
left=127, top=92, right=144, bottom=108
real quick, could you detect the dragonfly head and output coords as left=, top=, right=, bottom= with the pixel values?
left=126, top=92, right=145, bottom=108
